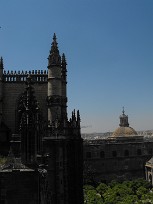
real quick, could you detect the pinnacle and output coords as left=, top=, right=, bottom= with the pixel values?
left=52, top=33, right=58, bottom=46
left=62, top=53, right=67, bottom=65
left=0, top=57, right=3, bottom=69
left=62, top=53, right=65, bottom=59
left=62, top=53, right=65, bottom=60
left=53, top=33, right=57, bottom=41
left=50, top=33, right=59, bottom=54
left=48, top=33, right=61, bottom=66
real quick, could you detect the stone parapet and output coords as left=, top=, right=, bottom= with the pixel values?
left=3, top=70, right=48, bottom=83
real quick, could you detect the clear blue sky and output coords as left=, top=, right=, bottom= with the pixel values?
left=0, top=0, right=152, bottom=133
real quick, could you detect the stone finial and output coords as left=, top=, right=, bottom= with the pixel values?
left=77, top=110, right=81, bottom=128
left=77, top=110, right=80, bottom=122
left=48, top=33, right=61, bottom=66
left=0, top=57, right=4, bottom=69
left=62, top=53, right=67, bottom=65
left=61, top=53, right=67, bottom=80
left=53, top=33, right=56, bottom=41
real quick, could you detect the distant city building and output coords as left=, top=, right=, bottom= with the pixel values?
left=84, top=109, right=153, bottom=183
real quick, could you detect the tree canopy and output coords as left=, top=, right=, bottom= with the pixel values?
left=84, top=178, right=153, bottom=204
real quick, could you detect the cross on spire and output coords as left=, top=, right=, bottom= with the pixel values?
left=122, top=106, right=125, bottom=115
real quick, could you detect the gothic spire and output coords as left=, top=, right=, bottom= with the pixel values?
left=77, top=110, right=81, bottom=128
left=77, top=110, right=80, bottom=122
left=62, top=53, right=67, bottom=81
left=48, top=33, right=61, bottom=66
left=62, top=53, right=67, bottom=66
left=51, top=33, right=58, bottom=54
left=0, top=57, right=4, bottom=69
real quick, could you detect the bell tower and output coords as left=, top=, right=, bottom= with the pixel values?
left=47, top=33, right=62, bottom=126
left=44, top=34, right=83, bottom=204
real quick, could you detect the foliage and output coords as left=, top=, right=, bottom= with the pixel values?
left=0, top=156, right=7, bottom=165
left=96, top=183, right=109, bottom=196
left=84, top=179, right=153, bottom=204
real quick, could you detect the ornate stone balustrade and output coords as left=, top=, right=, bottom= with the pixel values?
left=3, top=70, right=48, bottom=82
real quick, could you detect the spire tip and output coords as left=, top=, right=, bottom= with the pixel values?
left=0, top=57, right=3, bottom=69
left=122, top=106, right=125, bottom=115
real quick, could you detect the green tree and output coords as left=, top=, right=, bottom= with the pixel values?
left=129, top=178, right=151, bottom=194
left=84, top=179, right=153, bottom=204
left=85, top=189, right=103, bottom=204
left=136, top=186, right=148, bottom=199
left=96, top=183, right=109, bottom=197
left=103, top=183, right=134, bottom=204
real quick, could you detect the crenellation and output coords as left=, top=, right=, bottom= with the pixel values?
left=3, top=69, right=48, bottom=82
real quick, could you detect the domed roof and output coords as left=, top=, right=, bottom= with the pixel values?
left=111, top=108, right=137, bottom=137
left=112, top=126, right=137, bottom=137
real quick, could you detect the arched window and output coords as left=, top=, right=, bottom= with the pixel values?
left=124, top=149, right=129, bottom=157
left=137, top=149, right=142, bottom=156
left=112, top=151, right=117, bottom=157
left=100, top=151, right=105, bottom=158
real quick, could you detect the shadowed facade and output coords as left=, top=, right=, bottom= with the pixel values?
left=0, top=34, right=83, bottom=204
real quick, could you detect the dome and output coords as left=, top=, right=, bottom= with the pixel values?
left=111, top=108, right=138, bottom=138
left=112, top=126, right=138, bottom=137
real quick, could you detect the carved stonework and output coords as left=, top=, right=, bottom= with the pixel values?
left=47, top=95, right=62, bottom=107
left=48, top=33, right=61, bottom=67
left=18, top=75, right=43, bottom=165
left=61, top=97, right=67, bottom=104
left=47, top=96, right=67, bottom=107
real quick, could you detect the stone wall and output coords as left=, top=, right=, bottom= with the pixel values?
left=83, top=139, right=153, bottom=183
left=2, top=79, right=47, bottom=134
left=0, top=169, right=39, bottom=204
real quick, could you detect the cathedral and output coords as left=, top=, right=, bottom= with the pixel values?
left=0, top=34, right=83, bottom=204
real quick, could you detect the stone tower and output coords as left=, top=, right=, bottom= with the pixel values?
left=47, top=33, right=68, bottom=126
left=47, top=33, right=62, bottom=124
left=44, top=34, right=83, bottom=204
